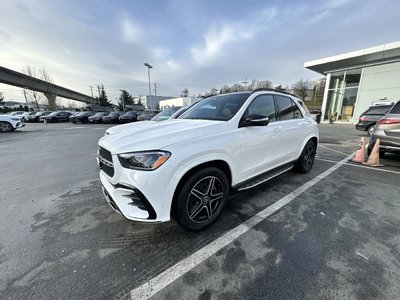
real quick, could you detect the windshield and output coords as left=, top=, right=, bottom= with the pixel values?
left=94, top=112, right=105, bottom=117
left=78, top=112, right=90, bottom=116
left=49, top=112, right=58, bottom=116
left=179, top=93, right=251, bottom=121
left=152, top=107, right=181, bottom=121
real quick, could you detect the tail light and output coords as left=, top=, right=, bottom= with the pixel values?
left=359, top=116, right=367, bottom=122
left=377, top=118, right=400, bottom=125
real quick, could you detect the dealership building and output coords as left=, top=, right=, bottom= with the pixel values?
left=305, top=41, right=400, bottom=123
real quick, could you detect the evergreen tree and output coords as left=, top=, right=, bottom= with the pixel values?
left=97, top=84, right=112, bottom=106
left=118, top=90, right=134, bottom=111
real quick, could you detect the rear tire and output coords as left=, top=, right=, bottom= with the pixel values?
left=294, top=140, right=316, bottom=173
left=175, top=167, right=229, bottom=231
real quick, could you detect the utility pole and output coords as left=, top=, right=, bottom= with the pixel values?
left=242, top=78, right=249, bottom=90
left=154, top=83, right=157, bottom=97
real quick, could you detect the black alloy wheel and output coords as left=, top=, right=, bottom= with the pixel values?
left=294, top=140, right=316, bottom=173
left=176, top=167, right=229, bottom=231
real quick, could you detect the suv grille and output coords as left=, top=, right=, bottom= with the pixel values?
left=99, top=147, right=114, bottom=177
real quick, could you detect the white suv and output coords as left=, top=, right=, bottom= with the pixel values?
left=0, top=114, right=25, bottom=132
left=98, top=90, right=318, bottom=230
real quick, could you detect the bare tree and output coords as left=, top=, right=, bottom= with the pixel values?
left=292, top=79, right=313, bottom=101
left=23, top=65, right=43, bottom=111
left=257, top=80, right=273, bottom=89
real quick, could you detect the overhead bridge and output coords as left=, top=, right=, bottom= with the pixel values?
left=0, top=66, right=96, bottom=104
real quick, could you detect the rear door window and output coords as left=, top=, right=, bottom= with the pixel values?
left=276, top=96, right=303, bottom=120
left=390, top=102, right=400, bottom=113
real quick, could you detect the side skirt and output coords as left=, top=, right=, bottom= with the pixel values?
left=233, top=161, right=296, bottom=191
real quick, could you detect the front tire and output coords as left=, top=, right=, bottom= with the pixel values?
left=176, top=167, right=229, bottom=231
left=0, top=121, right=14, bottom=132
left=294, top=140, right=316, bottom=173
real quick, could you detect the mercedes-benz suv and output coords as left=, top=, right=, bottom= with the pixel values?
left=98, top=90, right=319, bottom=230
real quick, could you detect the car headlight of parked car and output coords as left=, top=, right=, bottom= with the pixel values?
left=118, top=151, right=171, bottom=171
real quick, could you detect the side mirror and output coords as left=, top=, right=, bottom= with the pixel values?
left=240, top=115, right=269, bottom=127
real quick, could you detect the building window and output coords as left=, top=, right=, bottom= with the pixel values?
left=324, top=68, right=361, bottom=122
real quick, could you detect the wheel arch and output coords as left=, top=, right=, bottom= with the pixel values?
left=170, top=160, right=232, bottom=218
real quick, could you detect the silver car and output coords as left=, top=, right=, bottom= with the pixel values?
left=368, top=100, right=400, bottom=157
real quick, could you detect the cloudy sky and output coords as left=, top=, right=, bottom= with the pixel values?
left=1, top=0, right=399, bottom=105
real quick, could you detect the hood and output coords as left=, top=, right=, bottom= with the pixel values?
left=99, top=119, right=228, bottom=154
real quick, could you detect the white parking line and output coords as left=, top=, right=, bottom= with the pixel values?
left=316, top=157, right=400, bottom=175
left=64, top=127, right=86, bottom=130
left=318, top=144, right=351, bottom=156
left=130, top=153, right=354, bottom=299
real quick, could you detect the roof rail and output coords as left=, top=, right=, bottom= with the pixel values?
left=251, top=88, right=297, bottom=98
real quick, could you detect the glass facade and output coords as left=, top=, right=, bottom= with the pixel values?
left=324, top=68, right=362, bottom=122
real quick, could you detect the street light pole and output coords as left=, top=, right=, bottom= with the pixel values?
left=144, top=63, right=153, bottom=96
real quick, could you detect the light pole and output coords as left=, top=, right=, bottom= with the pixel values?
left=144, top=63, right=153, bottom=96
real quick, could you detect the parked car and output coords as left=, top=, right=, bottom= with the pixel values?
left=102, top=112, right=120, bottom=124
left=151, top=106, right=188, bottom=121
left=41, top=111, right=72, bottom=123
left=0, top=114, right=25, bottom=132
left=368, top=100, right=400, bottom=157
left=20, top=111, right=37, bottom=122
left=309, top=109, right=322, bottom=124
left=137, top=110, right=160, bottom=121
left=119, top=111, right=138, bottom=123
left=7, top=111, right=25, bottom=117
left=98, top=90, right=318, bottom=230
left=25, top=111, right=51, bottom=122
left=89, top=112, right=108, bottom=123
left=356, top=104, right=393, bottom=136
left=70, top=111, right=95, bottom=123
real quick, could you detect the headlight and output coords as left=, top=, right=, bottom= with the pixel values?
left=118, top=151, right=171, bottom=171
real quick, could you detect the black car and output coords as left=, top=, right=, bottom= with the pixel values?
left=41, top=111, right=72, bottom=122
left=102, top=112, right=120, bottom=124
left=25, top=111, right=51, bottom=122
left=70, top=111, right=95, bottom=123
left=119, top=111, right=138, bottom=123
left=20, top=111, right=37, bottom=122
left=355, top=104, right=393, bottom=135
left=88, top=112, right=108, bottom=123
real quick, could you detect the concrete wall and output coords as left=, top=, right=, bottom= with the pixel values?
left=353, top=62, right=400, bottom=123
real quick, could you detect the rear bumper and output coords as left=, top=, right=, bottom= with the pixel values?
left=355, top=122, right=373, bottom=131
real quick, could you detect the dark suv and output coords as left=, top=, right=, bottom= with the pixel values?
left=368, top=100, right=400, bottom=157
left=355, top=104, right=393, bottom=136
left=41, top=111, right=72, bottom=122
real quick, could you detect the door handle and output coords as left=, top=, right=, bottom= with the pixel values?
left=273, top=127, right=281, bottom=133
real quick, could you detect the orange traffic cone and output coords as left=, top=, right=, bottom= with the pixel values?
left=363, top=139, right=383, bottom=167
left=351, top=137, right=366, bottom=163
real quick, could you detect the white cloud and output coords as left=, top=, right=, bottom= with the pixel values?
left=121, top=19, right=143, bottom=43
left=190, top=8, right=276, bottom=65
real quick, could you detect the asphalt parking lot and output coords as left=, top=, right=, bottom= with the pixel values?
left=1, top=122, right=400, bottom=300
